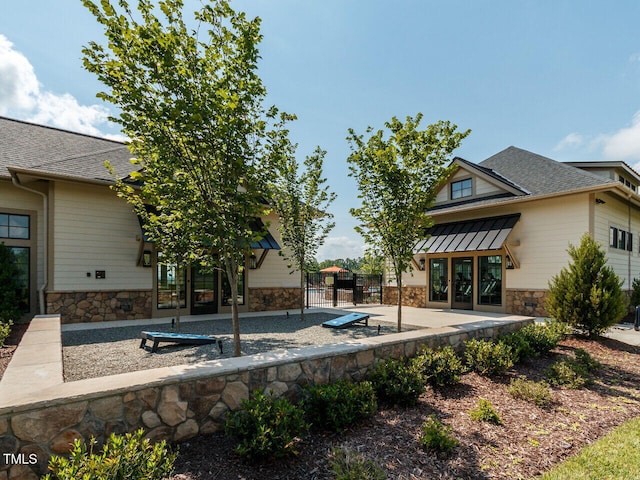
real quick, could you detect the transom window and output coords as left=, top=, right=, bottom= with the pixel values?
left=451, top=178, right=472, bottom=200
left=0, top=213, right=29, bottom=239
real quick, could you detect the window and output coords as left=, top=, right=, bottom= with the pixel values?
left=610, top=226, right=633, bottom=251
left=618, top=175, right=637, bottom=192
left=478, top=255, right=502, bottom=306
left=0, top=213, right=29, bottom=239
left=156, top=253, right=187, bottom=309
left=429, top=258, right=448, bottom=302
left=222, top=267, right=245, bottom=306
left=451, top=178, right=472, bottom=200
left=8, top=247, right=30, bottom=313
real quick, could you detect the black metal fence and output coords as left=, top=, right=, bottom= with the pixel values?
left=306, top=272, right=383, bottom=308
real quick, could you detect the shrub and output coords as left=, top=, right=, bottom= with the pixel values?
left=464, top=338, right=515, bottom=376
left=304, top=380, right=377, bottom=432
left=329, top=447, right=387, bottom=480
left=546, top=349, right=599, bottom=389
left=502, top=321, right=566, bottom=363
left=419, top=415, right=458, bottom=454
left=508, top=377, right=553, bottom=407
left=469, top=398, right=502, bottom=425
left=0, top=320, right=11, bottom=348
left=547, top=233, right=627, bottom=336
left=43, top=429, right=176, bottom=480
left=225, top=390, right=309, bottom=460
left=412, top=345, right=465, bottom=388
left=368, top=358, right=425, bottom=407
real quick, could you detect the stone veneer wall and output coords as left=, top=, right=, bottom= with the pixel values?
left=382, top=286, right=427, bottom=308
left=505, top=289, right=550, bottom=317
left=0, top=314, right=531, bottom=479
left=248, top=287, right=301, bottom=312
left=46, top=290, right=153, bottom=324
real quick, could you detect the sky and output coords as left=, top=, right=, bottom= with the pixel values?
left=2, top=1, right=640, bottom=260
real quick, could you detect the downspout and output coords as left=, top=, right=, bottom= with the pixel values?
left=10, top=171, right=48, bottom=315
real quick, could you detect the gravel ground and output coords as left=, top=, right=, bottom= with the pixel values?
left=62, top=312, right=403, bottom=381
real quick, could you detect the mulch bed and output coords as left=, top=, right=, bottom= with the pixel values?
left=170, top=336, right=640, bottom=479
left=0, top=322, right=28, bottom=380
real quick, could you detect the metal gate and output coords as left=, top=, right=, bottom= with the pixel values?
left=306, top=272, right=383, bottom=308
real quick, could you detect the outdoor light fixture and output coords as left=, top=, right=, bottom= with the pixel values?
left=249, top=253, right=258, bottom=269
left=142, top=250, right=152, bottom=267
left=505, top=255, right=514, bottom=269
left=595, top=198, right=606, bottom=205
left=418, top=258, right=426, bottom=271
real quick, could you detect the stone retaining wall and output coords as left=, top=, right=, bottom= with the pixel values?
left=46, top=290, right=153, bottom=324
left=382, top=286, right=427, bottom=308
left=0, top=315, right=531, bottom=479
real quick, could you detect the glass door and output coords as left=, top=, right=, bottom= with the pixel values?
left=191, top=265, right=218, bottom=315
left=452, top=257, right=473, bottom=309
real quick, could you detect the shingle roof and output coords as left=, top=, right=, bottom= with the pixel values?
left=0, top=116, right=135, bottom=183
left=479, top=146, right=613, bottom=196
left=431, top=146, right=616, bottom=215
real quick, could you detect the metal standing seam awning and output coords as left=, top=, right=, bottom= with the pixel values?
left=415, top=214, right=520, bottom=254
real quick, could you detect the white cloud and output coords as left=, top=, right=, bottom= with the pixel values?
left=316, top=236, right=365, bottom=261
left=629, top=52, right=640, bottom=63
left=600, top=111, right=640, bottom=162
left=554, top=132, right=584, bottom=151
left=0, top=34, right=116, bottom=138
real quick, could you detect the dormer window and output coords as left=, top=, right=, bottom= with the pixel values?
left=618, top=175, right=637, bottom=192
left=451, top=178, right=472, bottom=200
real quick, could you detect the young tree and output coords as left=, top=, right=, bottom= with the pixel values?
left=347, top=114, right=469, bottom=331
left=83, top=0, right=286, bottom=356
left=547, top=233, right=627, bottom=336
left=272, top=127, right=336, bottom=319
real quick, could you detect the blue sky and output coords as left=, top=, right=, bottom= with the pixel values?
left=2, top=1, right=640, bottom=260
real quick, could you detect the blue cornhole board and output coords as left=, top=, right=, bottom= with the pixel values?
left=140, top=331, right=223, bottom=354
left=322, top=312, right=369, bottom=329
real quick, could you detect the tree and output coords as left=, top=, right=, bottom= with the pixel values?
left=360, top=249, right=384, bottom=275
left=83, top=0, right=286, bottom=356
left=347, top=114, right=469, bottom=331
left=547, top=233, right=627, bottom=336
left=272, top=125, right=336, bottom=320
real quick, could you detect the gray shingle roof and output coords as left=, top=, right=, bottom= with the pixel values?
left=430, top=146, right=616, bottom=215
left=479, top=146, right=614, bottom=195
left=0, top=116, right=135, bottom=183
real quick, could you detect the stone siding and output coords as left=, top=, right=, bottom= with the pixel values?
left=383, top=286, right=427, bottom=308
left=0, top=314, right=531, bottom=479
left=46, top=290, right=153, bottom=324
left=248, top=287, right=301, bottom=312
left=505, top=289, right=550, bottom=317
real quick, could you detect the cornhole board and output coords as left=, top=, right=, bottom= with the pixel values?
left=322, top=312, right=369, bottom=329
left=140, top=331, right=223, bottom=354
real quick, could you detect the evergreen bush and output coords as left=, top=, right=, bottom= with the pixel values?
left=329, top=447, right=387, bottom=480
left=547, top=233, right=627, bottom=336
left=464, top=338, right=515, bottom=376
left=43, top=429, right=176, bottom=480
left=304, top=380, right=377, bottom=432
left=419, top=415, right=458, bottom=453
left=508, top=377, right=553, bottom=407
left=412, top=345, right=465, bottom=388
left=368, top=358, right=425, bottom=407
left=225, top=390, right=309, bottom=460
left=469, top=398, right=502, bottom=425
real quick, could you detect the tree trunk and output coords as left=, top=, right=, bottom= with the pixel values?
left=174, top=262, right=183, bottom=332
left=397, top=283, right=403, bottom=333
left=226, top=259, right=242, bottom=357
left=299, top=258, right=305, bottom=321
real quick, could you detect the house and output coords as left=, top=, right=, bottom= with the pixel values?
left=387, top=146, right=640, bottom=317
left=0, top=116, right=299, bottom=323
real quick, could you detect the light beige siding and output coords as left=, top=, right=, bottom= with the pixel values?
left=52, top=182, right=151, bottom=291
left=435, top=168, right=510, bottom=204
left=247, top=213, right=300, bottom=288
left=593, top=191, right=640, bottom=289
